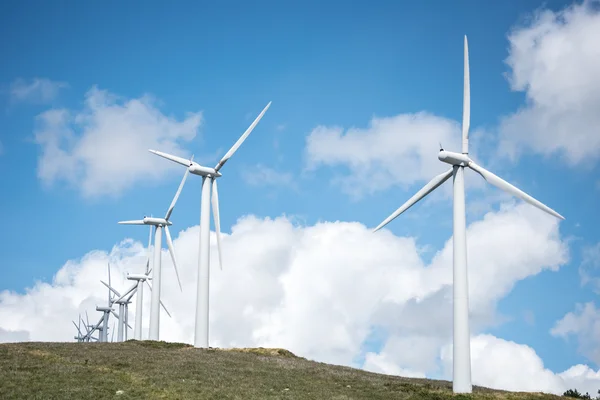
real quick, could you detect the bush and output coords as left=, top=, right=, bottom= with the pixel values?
left=563, top=388, right=600, bottom=400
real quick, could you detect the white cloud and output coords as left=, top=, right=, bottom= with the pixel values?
left=552, top=302, right=600, bottom=365
left=10, top=78, right=68, bottom=104
left=499, top=0, right=600, bottom=166
left=0, top=327, right=29, bottom=342
left=438, top=334, right=600, bottom=394
left=0, top=203, right=590, bottom=393
left=33, top=86, right=202, bottom=198
left=241, top=164, right=296, bottom=190
left=363, top=351, right=427, bottom=378
left=304, top=112, right=464, bottom=198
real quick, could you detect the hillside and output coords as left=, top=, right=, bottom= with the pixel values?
left=0, top=341, right=564, bottom=400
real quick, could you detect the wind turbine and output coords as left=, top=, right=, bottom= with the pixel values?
left=372, top=36, right=564, bottom=394
left=127, top=225, right=154, bottom=340
left=101, top=279, right=135, bottom=342
left=81, top=311, right=100, bottom=342
left=72, top=315, right=86, bottom=342
left=95, top=264, right=117, bottom=342
left=118, top=168, right=189, bottom=340
left=149, top=101, right=272, bottom=348
left=103, top=271, right=171, bottom=342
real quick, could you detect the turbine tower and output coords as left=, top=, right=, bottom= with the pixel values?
left=373, top=36, right=564, bottom=394
left=149, top=101, right=271, bottom=348
left=118, top=169, right=188, bottom=340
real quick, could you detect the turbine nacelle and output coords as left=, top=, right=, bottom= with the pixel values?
left=126, top=273, right=149, bottom=281
left=189, top=163, right=222, bottom=178
left=118, top=217, right=172, bottom=226
left=96, top=306, right=113, bottom=312
left=438, top=150, right=472, bottom=166
left=142, top=217, right=172, bottom=226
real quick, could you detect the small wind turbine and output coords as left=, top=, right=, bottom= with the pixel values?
left=373, top=36, right=564, bottom=394
left=118, top=168, right=189, bottom=341
left=149, top=101, right=272, bottom=348
left=125, top=271, right=173, bottom=340
left=101, top=279, right=135, bottom=342
left=103, top=256, right=173, bottom=341
left=95, top=264, right=116, bottom=342
left=72, top=315, right=85, bottom=342
left=82, top=311, right=100, bottom=342
left=127, top=225, right=154, bottom=340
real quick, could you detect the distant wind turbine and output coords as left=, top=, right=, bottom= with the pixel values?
left=118, top=169, right=189, bottom=340
left=373, top=36, right=564, bottom=394
left=72, top=315, right=86, bottom=342
left=101, top=279, right=135, bottom=342
left=95, top=263, right=116, bottom=342
left=149, top=101, right=272, bottom=348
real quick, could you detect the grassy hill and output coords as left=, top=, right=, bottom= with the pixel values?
left=0, top=340, right=565, bottom=399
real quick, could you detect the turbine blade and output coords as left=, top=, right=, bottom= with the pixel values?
left=165, top=168, right=190, bottom=220
left=144, top=280, right=173, bottom=318
left=159, top=299, right=172, bottom=318
left=214, top=101, right=272, bottom=172
left=107, top=263, right=112, bottom=304
left=373, top=168, right=454, bottom=232
left=468, top=162, right=564, bottom=220
left=146, top=225, right=153, bottom=274
left=211, top=179, right=223, bottom=270
left=164, top=226, right=183, bottom=292
left=462, top=35, right=470, bottom=153
left=101, top=280, right=122, bottom=298
left=118, top=220, right=146, bottom=225
left=72, top=321, right=83, bottom=336
left=148, top=149, right=192, bottom=168
left=110, top=310, right=120, bottom=320
left=114, top=283, right=137, bottom=303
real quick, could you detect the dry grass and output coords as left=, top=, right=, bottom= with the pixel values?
left=0, top=341, right=566, bottom=400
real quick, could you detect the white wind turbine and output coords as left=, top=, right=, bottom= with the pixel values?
left=72, top=315, right=87, bottom=342
left=81, top=311, right=101, bottom=342
left=149, top=101, right=272, bottom=348
left=372, top=36, right=564, bottom=394
left=103, top=270, right=172, bottom=341
left=124, top=226, right=173, bottom=340
left=95, top=264, right=116, bottom=343
left=118, top=169, right=189, bottom=340
left=101, top=280, right=135, bottom=342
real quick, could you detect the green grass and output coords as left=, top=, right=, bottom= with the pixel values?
left=0, top=341, right=565, bottom=399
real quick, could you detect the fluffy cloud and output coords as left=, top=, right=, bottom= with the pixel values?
left=440, top=335, right=600, bottom=394
left=304, top=113, right=464, bottom=197
left=33, top=86, right=202, bottom=197
left=499, top=0, right=600, bottom=165
left=552, top=302, right=600, bottom=365
left=1, top=203, right=594, bottom=393
left=10, top=78, right=68, bottom=104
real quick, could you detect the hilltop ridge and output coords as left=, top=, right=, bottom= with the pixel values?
left=0, top=341, right=565, bottom=399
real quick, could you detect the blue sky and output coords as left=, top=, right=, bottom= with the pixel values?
left=1, top=0, right=600, bottom=393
